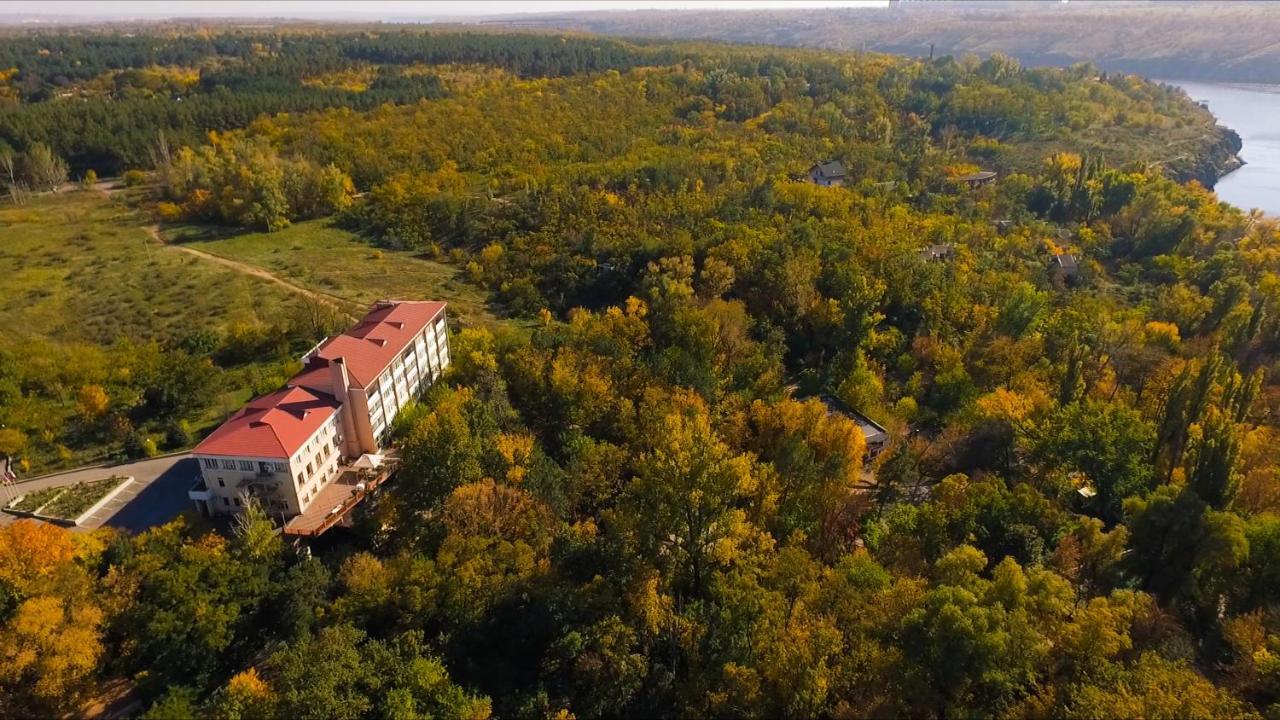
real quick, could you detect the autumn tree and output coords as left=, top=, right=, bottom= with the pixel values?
left=621, top=391, right=757, bottom=596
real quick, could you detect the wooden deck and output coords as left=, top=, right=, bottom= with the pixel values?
left=282, top=465, right=392, bottom=537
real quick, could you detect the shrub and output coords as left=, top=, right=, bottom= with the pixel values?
left=164, top=420, right=192, bottom=450
left=156, top=201, right=182, bottom=221
left=123, top=169, right=147, bottom=187
left=123, top=431, right=148, bottom=459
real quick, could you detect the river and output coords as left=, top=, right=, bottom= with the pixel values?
left=1171, top=80, right=1280, bottom=216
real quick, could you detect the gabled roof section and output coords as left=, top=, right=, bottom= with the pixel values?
left=307, top=300, right=447, bottom=388
left=811, top=159, right=847, bottom=179
left=194, top=386, right=340, bottom=459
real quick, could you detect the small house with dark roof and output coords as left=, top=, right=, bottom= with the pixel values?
left=1052, top=253, right=1080, bottom=285
left=958, top=170, right=998, bottom=188
left=808, top=160, right=848, bottom=187
left=921, top=244, right=955, bottom=262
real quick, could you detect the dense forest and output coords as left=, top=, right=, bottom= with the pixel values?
left=3, top=29, right=1280, bottom=719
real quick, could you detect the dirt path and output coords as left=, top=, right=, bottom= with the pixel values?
left=146, top=225, right=359, bottom=315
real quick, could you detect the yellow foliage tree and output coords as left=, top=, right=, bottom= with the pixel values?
left=75, top=384, right=109, bottom=422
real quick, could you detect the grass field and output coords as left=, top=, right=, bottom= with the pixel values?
left=167, top=219, right=504, bottom=329
left=3, top=189, right=506, bottom=474
left=0, top=190, right=306, bottom=349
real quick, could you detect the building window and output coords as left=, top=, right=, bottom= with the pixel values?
left=306, top=462, right=314, bottom=477
left=275, top=462, right=288, bottom=472
left=238, top=460, right=254, bottom=471
left=223, top=497, right=230, bottom=506
left=217, top=479, right=225, bottom=488
left=220, top=459, right=235, bottom=470
left=201, top=458, right=217, bottom=469
left=234, top=497, right=242, bottom=507
left=295, top=472, right=303, bottom=486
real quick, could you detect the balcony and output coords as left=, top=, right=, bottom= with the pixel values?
left=188, top=478, right=211, bottom=502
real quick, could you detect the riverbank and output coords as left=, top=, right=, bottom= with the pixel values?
left=1170, top=80, right=1280, bottom=216
left=1174, top=124, right=1243, bottom=190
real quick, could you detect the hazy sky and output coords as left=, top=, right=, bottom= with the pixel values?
left=0, top=0, right=889, bottom=20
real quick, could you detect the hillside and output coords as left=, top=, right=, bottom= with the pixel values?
left=506, top=1, right=1280, bottom=84
left=3, top=29, right=1280, bottom=720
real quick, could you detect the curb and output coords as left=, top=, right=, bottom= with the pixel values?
left=3, top=476, right=135, bottom=527
left=14, top=451, right=191, bottom=485
left=74, top=476, right=135, bottom=527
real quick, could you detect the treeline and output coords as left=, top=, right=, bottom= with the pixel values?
left=0, top=31, right=678, bottom=101
left=157, top=134, right=354, bottom=231
left=0, top=30, right=688, bottom=175
left=0, top=76, right=446, bottom=176
left=0, top=30, right=1230, bottom=179
left=0, top=141, right=68, bottom=197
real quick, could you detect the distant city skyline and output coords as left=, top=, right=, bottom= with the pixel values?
left=0, top=0, right=890, bottom=22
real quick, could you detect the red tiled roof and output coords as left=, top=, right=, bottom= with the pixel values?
left=305, top=300, right=446, bottom=388
left=196, top=300, right=445, bottom=460
left=194, top=386, right=339, bottom=459
left=289, top=363, right=333, bottom=395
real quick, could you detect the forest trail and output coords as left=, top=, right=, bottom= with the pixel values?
left=146, top=224, right=360, bottom=316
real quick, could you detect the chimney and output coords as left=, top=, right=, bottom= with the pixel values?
left=328, top=358, right=362, bottom=458
left=328, top=357, right=350, bottom=402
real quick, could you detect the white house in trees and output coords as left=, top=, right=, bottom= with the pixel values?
left=808, top=160, right=848, bottom=187
left=188, top=300, right=450, bottom=535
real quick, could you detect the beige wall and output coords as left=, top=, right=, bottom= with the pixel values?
left=198, top=412, right=344, bottom=517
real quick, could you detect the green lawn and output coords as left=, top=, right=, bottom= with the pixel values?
left=1, top=191, right=316, bottom=471
left=167, top=218, right=505, bottom=329
left=0, top=190, right=307, bottom=349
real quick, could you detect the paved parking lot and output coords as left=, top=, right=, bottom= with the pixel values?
left=1, top=454, right=197, bottom=533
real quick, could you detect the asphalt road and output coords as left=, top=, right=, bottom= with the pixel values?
left=1, top=454, right=197, bottom=533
